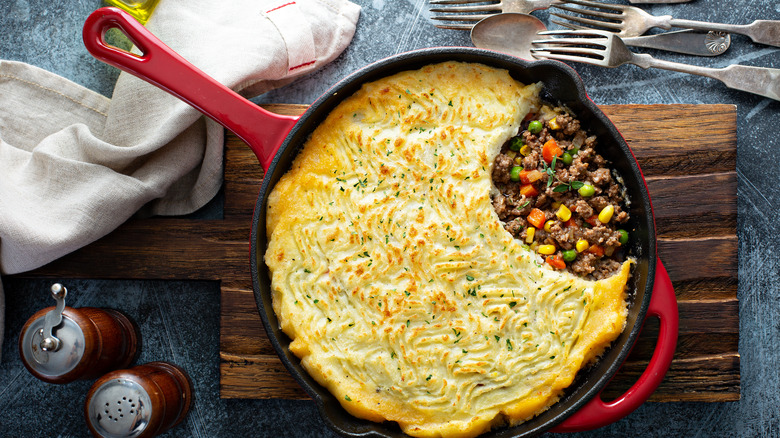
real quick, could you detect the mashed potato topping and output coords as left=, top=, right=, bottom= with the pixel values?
left=265, top=62, right=631, bottom=438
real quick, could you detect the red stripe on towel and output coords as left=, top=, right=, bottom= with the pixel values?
left=289, top=60, right=316, bottom=72
left=267, top=2, right=295, bottom=13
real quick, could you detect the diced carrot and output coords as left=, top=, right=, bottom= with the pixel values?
left=585, top=215, right=599, bottom=227
left=527, top=208, right=546, bottom=229
left=564, top=218, right=578, bottom=228
left=546, top=255, right=566, bottom=270
left=520, top=184, right=539, bottom=197
left=519, top=169, right=544, bottom=184
left=587, top=244, right=605, bottom=256
left=542, top=139, right=563, bottom=164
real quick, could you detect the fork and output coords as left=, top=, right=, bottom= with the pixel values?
left=531, top=30, right=780, bottom=101
left=551, top=0, right=780, bottom=47
left=430, top=0, right=562, bottom=30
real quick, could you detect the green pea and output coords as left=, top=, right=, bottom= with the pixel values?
left=510, top=166, right=523, bottom=182
left=561, top=152, right=573, bottom=165
left=509, top=137, right=524, bottom=151
left=578, top=183, right=595, bottom=197
left=570, top=148, right=580, bottom=155
left=617, top=229, right=629, bottom=245
left=562, top=249, right=577, bottom=262
left=528, top=120, right=543, bottom=134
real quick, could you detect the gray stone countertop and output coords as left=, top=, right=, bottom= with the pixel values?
left=1, top=0, right=778, bottom=437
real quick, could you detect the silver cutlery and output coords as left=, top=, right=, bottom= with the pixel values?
left=430, top=0, right=563, bottom=30
left=471, top=13, right=730, bottom=58
left=551, top=0, right=780, bottom=47
left=429, top=0, right=692, bottom=30
left=531, top=29, right=780, bottom=101
left=620, top=29, right=730, bottom=57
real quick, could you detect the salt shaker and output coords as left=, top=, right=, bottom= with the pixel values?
left=84, top=362, right=193, bottom=438
left=18, top=283, right=140, bottom=384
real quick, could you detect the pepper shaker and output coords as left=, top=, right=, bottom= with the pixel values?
left=85, top=362, right=193, bottom=438
left=18, top=283, right=140, bottom=384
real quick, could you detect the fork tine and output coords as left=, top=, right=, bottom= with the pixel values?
left=432, top=22, right=482, bottom=30
left=431, top=13, right=495, bottom=22
left=531, top=51, right=607, bottom=66
left=433, top=24, right=478, bottom=30
left=560, top=0, right=625, bottom=12
left=554, top=4, right=623, bottom=20
left=537, top=29, right=611, bottom=38
left=531, top=45, right=605, bottom=56
left=532, top=38, right=607, bottom=49
left=550, top=18, right=590, bottom=30
left=430, top=4, right=501, bottom=13
left=550, top=12, right=623, bottom=32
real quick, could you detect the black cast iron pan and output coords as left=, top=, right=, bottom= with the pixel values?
left=83, top=7, right=678, bottom=437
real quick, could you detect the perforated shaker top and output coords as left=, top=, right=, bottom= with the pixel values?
left=86, top=378, right=152, bottom=438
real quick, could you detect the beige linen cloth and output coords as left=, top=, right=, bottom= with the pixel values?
left=0, top=0, right=360, bottom=358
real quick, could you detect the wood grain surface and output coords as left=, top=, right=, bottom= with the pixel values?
left=21, top=103, right=739, bottom=402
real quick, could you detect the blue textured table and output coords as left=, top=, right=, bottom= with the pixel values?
left=1, top=1, right=779, bottom=437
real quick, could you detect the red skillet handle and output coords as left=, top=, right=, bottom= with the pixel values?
left=551, top=257, right=678, bottom=433
left=82, top=7, right=299, bottom=172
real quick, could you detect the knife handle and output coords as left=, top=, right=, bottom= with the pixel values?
left=623, top=30, right=730, bottom=57
left=666, top=19, right=780, bottom=48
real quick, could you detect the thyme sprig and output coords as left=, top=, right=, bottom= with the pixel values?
left=541, top=154, right=585, bottom=193
left=541, top=156, right=557, bottom=188
left=553, top=180, right=585, bottom=193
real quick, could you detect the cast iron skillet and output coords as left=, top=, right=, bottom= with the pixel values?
left=84, top=7, right=678, bottom=437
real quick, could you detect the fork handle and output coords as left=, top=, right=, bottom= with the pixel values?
left=633, top=54, right=780, bottom=101
left=665, top=19, right=780, bottom=48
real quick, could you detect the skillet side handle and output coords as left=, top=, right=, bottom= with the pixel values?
left=82, top=7, right=299, bottom=172
left=551, top=257, right=679, bottom=433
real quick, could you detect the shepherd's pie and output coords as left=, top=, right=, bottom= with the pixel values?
left=265, top=61, right=632, bottom=438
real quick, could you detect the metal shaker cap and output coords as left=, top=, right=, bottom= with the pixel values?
left=19, top=284, right=85, bottom=379
left=85, top=362, right=192, bottom=438
left=20, top=313, right=85, bottom=378
left=86, top=378, right=152, bottom=438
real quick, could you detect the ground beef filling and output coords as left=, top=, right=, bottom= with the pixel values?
left=491, top=111, right=629, bottom=279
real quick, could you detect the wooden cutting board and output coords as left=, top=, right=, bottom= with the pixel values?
left=23, top=103, right=739, bottom=402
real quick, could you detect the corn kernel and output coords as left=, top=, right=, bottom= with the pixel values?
left=530, top=242, right=539, bottom=251
left=556, top=204, right=572, bottom=222
left=548, top=116, right=561, bottom=130
left=525, top=227, right=535, bottom=244
left=514, top=157, right=524, bottom=165
left=598, top=205, right=615, bottom=224
left=507, top=150, right=517, bottom=159
left=551, top=201, right=561, bottom=210
left=544, top=220, right=555, bottom=233
left=576, top=239, right=589, bottom=253
left=520, top=145, right=532, bottom=156
left=538, top=244, right=556, bottom=255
